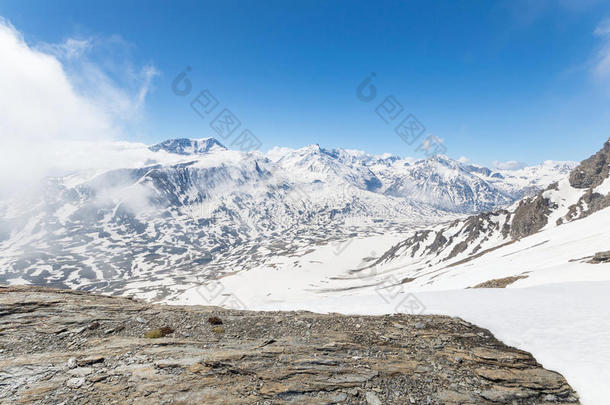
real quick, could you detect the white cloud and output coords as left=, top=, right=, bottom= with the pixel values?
left=457, top=156, right=470, bottom=164
left=40, top=38, right=92, bottom=60
left=265, top=146, right=296, bottom=162
left=594, top=19, right=610, bottom=36
left=37, top=33, right=159, bottom=127
left=0, top=19, right=158, bottom=195
left=593, top=18, right=610, bottom=79
left=492, top=160, right=527, bottom=170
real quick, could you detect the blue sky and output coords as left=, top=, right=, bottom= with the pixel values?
left=2, top=0, right=610, bottom=166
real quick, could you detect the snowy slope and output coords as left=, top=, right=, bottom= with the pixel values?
left=0, top=137, right=576, bottom=301
left=182, top=199, right=610, bottom=302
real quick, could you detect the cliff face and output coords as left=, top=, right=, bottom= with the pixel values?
left=509, top=194, right=553, bottom=239
left=0, top=286, right=579, bottom=404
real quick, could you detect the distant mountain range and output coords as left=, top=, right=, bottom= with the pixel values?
left=264, top=138, right=610, bottom=298
left=375, top=139, right=610, bottom=269
left=0, top=137, right=576, bottom=300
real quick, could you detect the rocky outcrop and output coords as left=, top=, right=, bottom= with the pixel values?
left=589, top=251, right=610, bottom=264
left=470, top=275, right=529, bottom=288
left=509, top=195, right=554, bottom=239
left=373, top=211, right=511, bottom=266
left=0, top=286, right=579, bottom=404
left=569, top=139, right=610, bottom=189
left=558, top=189, right=610, bottom=225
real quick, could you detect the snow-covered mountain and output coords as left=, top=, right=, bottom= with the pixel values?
left=382, top=155, right=514, bottom=212
left=252, top=138, right=609, bottom=298
left=0, top=137, right=575, bottom=300
left=471, top=160, right=577, bottom=200
left=148, top=137, right=226, bottom=155
left=377, top=140, right=609, bottom=271
left=271, top=144, right=575, bottom=213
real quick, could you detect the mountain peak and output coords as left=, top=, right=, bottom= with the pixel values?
left=424, top=154, right=460, bottom=168
left=149, top=138, right=226, bottom=155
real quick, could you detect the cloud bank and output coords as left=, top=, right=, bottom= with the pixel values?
left=0, top=19, right=158, bottom=195
left=492, top=160, right=527, bottom=171
left=593, top=18, right=610, bottom=80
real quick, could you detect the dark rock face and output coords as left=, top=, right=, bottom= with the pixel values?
left=0, top=286, right=580, bottom=404
left=569, top=138, right=610, bottom=189
left=509, top=195, right=553, bottom=239
left=589, top=251, right=610, bottom=263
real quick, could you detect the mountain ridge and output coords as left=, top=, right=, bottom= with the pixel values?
left=149, top=137, right=227, bottom=155
left=0, top=137, right=579, bottom=301
left=361, top=138, right=610, bottom=281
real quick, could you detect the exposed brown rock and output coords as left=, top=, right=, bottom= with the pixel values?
left=0, top=285, right=579, bottom=404
left=471, top=275, right=529, bottom=288
left=208, top=316, right=223, bottom=325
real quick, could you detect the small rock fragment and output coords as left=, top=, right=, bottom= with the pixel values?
left=66, top=377, right=85, bottom=389
left=77, top=356, right=104, bottom=367
left=208, top=316, right=223, bottom=325
left=67, top=358, right=77, bottom=369
left=365, top=391, right=382, bottom=405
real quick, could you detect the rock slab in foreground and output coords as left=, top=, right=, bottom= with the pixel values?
left=0, top=286, right=579, bottom=404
